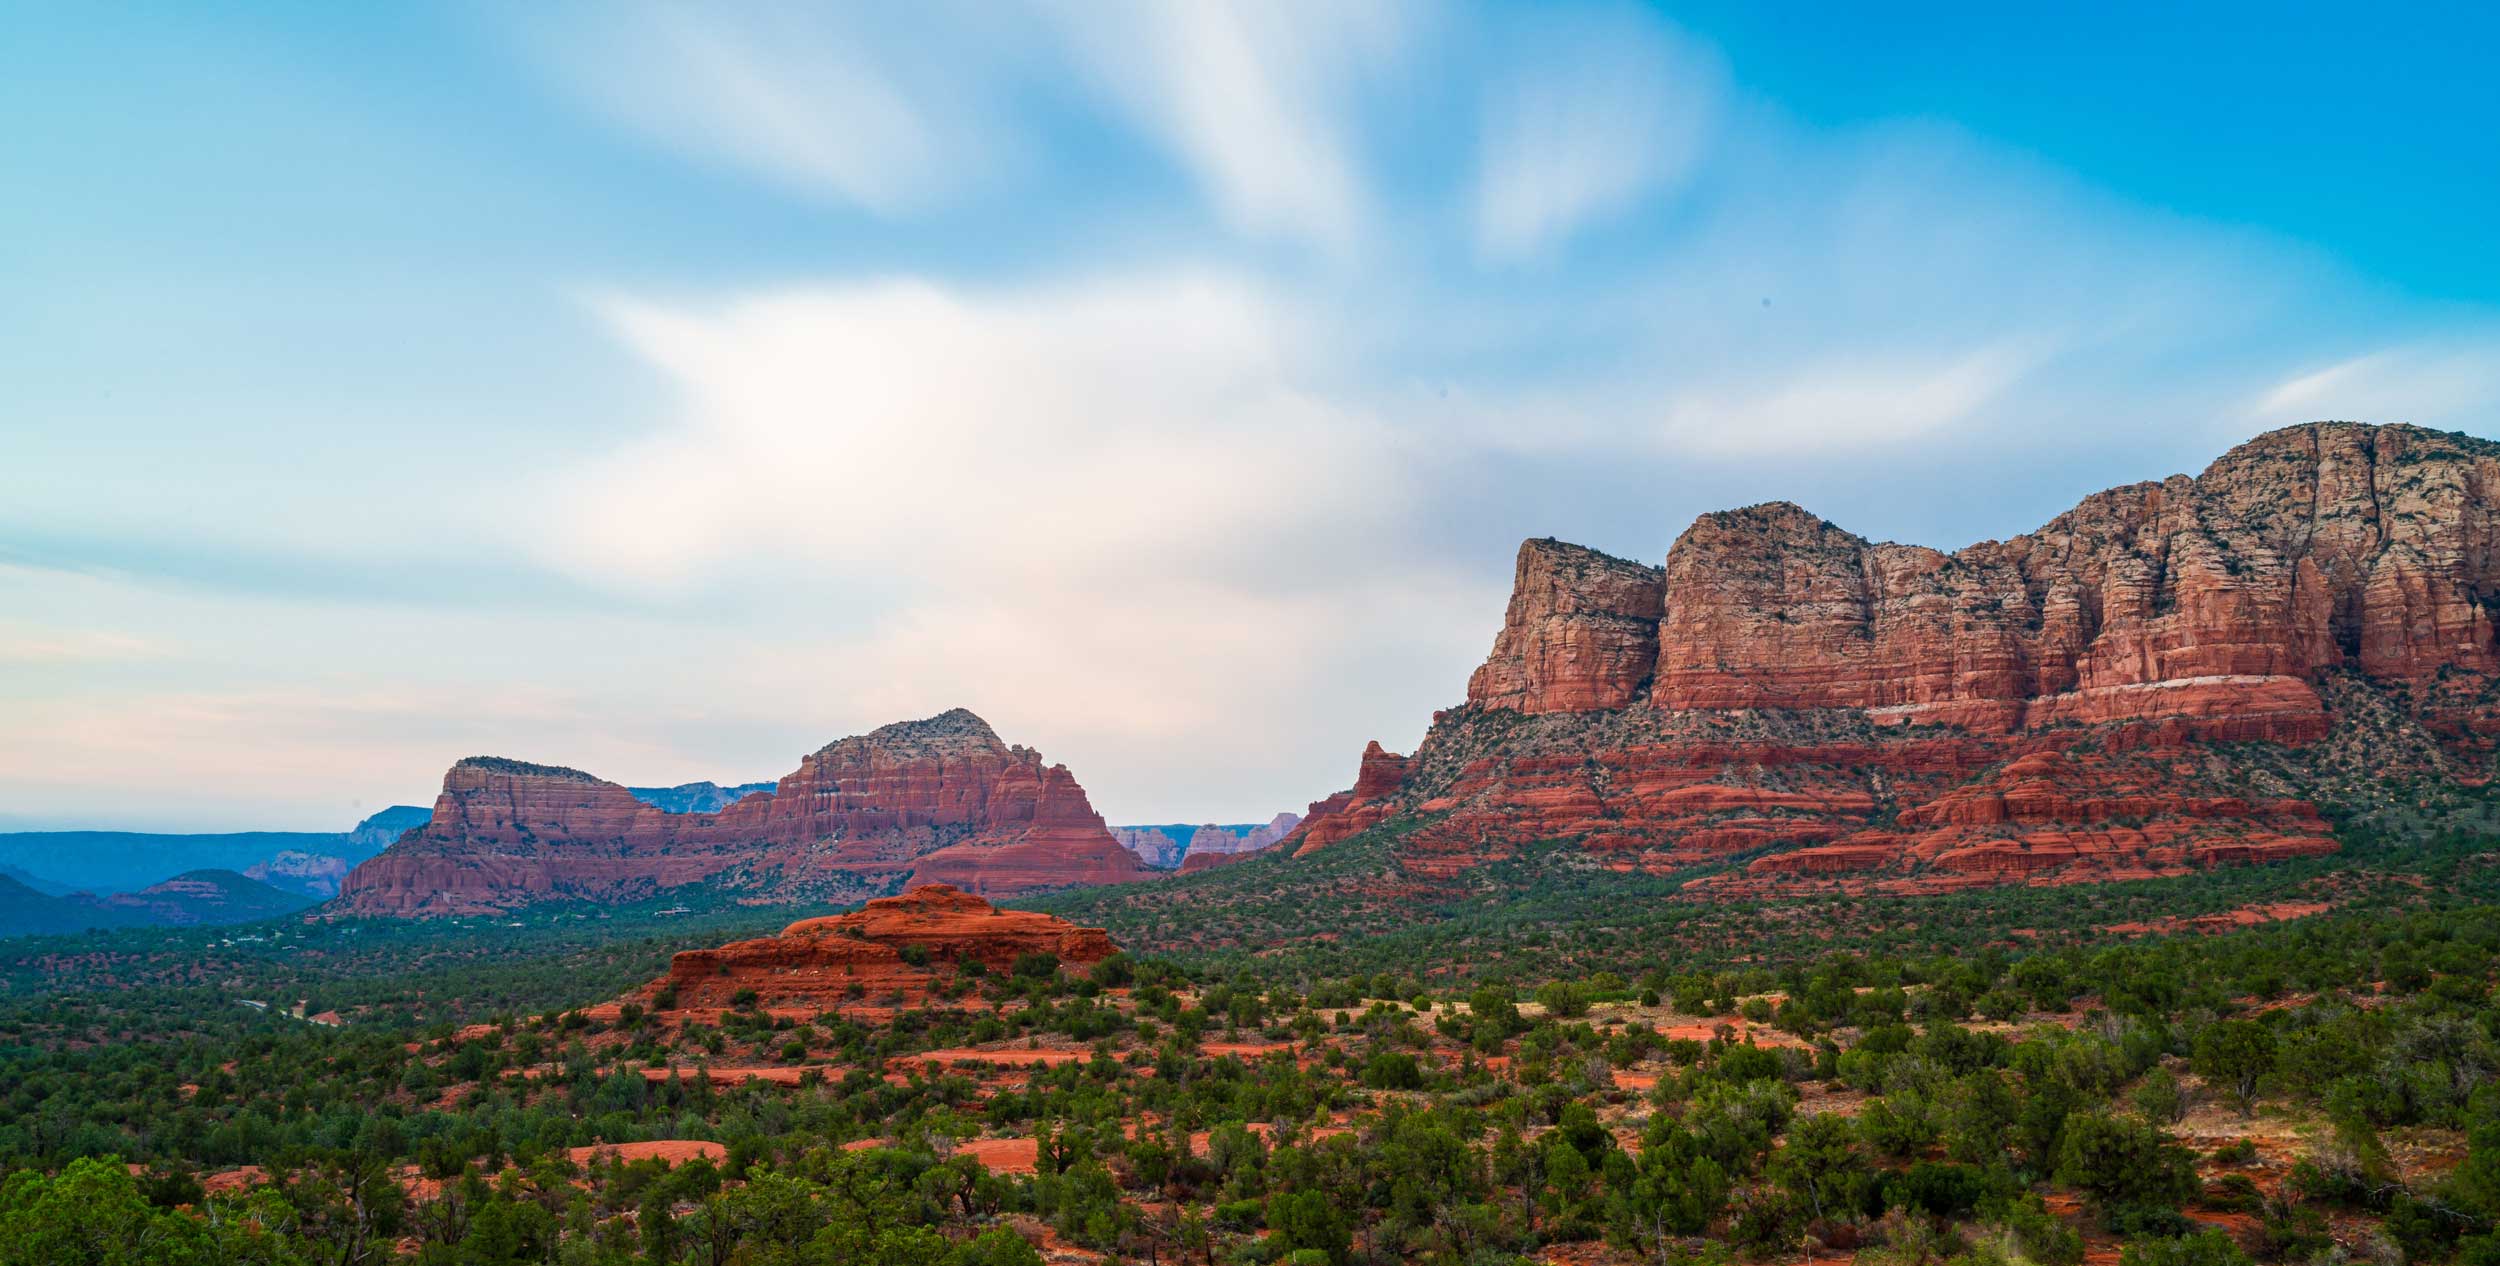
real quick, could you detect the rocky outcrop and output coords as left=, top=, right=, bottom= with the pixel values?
left=639, top=884, right=1115, bottom=1015
left=336, top=710, right=1152, bottom=917
left=1282, top=742, right=1411, bottom=857
left=346, top=806, right=432, bottom=854
left=1648, top=424, right=2500, bottom=727
left=1111, top=826, right=1189, bottom=869
left=1287, top=423, right=2500, bottom=894
left=244, top=850, right=357, bottom=898
left=1175, top=814, right=1301, bottom=872
left=1177, top=849, right=1252, bottom=874
left=1119, top=813, right=1305, bottom=871
left=1467, top=540, right=1666, bottom=713
left=1184, top=823, right=1239, bottom=858
left=1240, top=812, right=1302, bottom=851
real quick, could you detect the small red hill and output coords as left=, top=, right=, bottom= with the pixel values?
left=640, top=884, right=1116, bottom=1016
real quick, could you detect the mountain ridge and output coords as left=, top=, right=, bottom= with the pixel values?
left=336, top=708, right=1151, bottom=917
left=1254, top=421, right=2500, bottom=901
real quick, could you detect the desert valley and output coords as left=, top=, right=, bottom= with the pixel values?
left=12, top=7, right=2500, bottom=1263
left=10, top=424, right=2500, bottom=1266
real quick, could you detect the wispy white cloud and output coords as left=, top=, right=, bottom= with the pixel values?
left=1041, top=0, right=1412, bottom=252
left=520, top=269, right=1483, bottom=817
left=2249, top=337, right=2500, bottom=431
left=1472, top=8, right=1723, bottom=262
left=503, top=0, right=1415, bottom=247
left=504, top=2, right=1021, bottom=213
left=17, top=1, right=2500, bottom=832
left=549, top=269, right=1398, bottom=588
left=1657, top=341, right=2050, bottom=456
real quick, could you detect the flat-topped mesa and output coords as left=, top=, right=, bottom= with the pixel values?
left=1645, top=422, right=2500, bottom=730
left=1277, top=422, right=2500, bottom=896
left=335, top=709, right=1151, bottom=917
left=647, top=884, right=1117, bottom=1015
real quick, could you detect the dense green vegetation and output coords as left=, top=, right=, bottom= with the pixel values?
left=8, top=850, right=2500, bottom=1265
left=1029, top=800, right=2500, bottom=986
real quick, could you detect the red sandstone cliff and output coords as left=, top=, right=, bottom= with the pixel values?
left=637, top=884, right=1116, bottom=1016
left=337, top=709, right=1151, bottom=917
left=1467, top=540, right=1665, bottom=713
left=1279, top=741, right=1411, bottom=857
left=1646, top=423, right=2500, bottom=726
left=1273, top=422, right=2500, bottom=894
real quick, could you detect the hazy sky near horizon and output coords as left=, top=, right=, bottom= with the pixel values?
left=5, top=2, right=2499, bottom=832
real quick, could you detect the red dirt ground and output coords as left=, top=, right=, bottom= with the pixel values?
left=565, top=1140, right=726, bottom=1166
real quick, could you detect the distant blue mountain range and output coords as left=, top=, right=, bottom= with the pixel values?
left=0, top=805, right=425, bottom=898
left=626, top=781, right=777, bottom=814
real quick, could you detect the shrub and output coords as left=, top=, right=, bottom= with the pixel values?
left=2117, top=1229, right=2252, bottom=1266
left=1360, top=1051, right=1423, bottom=1090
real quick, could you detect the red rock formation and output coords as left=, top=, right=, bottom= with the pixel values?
left=1282, top=742, right=1411, bottom=857
left=1284, top=423, right=2500, bottom=895
left=1467, top=539, right=1665, bottom=713
left=641, top=884, right=1115, bottom=1015
left=1649, top=424, right=2500, bottom=726
left=337, top=710, right=1151, bottom=917
left=1178, top=849, right=1253, bottom=874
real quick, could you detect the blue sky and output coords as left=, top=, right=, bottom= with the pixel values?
left=5, top=1, right=2497, bottom=832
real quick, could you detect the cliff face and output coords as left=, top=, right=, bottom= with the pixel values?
left=244, top=850, right=357, bottom=898
left=346, top=805, right=432, bottom=853
left=1174, top=813, right=1304, bottom=873
left=1293, top=423, right=2500, bottom=894
left=1650, top=423, right=2500, bottom=726
left=336, top=710, right=1151, bottom=917
left=1280, top=741, right=1413, bottom=857
left=1240, top=812, right=1303, bottom=851
left=1466, top=540, right=1666, bottom=713
left=1119, top=814, right=1306, bottom=871
left=1111, top=826, right=1187, bottom=869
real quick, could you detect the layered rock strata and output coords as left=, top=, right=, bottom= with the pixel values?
left=1282, top=423, right=2500, bottom=892
left=337, top=710, right=1149, bottom=916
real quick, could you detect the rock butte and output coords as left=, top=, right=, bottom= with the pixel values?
left=1117, top=813, right=1303, bottom=872
left=1109, top=826, right=1188, bottom=870
left=1283, top=422, right=2500, bottom=892
left=639, top=884, right=1116, bottom=1015
left=336, top=709, right=1151, bottom=917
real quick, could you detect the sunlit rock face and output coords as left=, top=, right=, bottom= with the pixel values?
left=1284, top=423, right=2500, bottom=894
